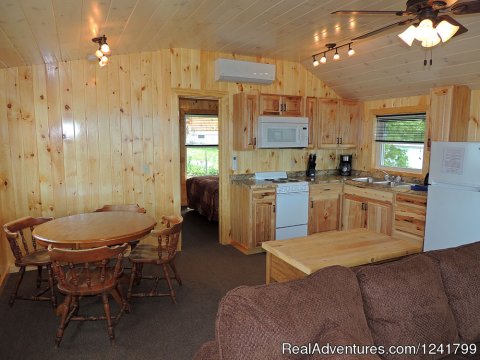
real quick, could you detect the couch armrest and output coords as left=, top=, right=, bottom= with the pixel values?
left=194, top=340, right=220, bottom=360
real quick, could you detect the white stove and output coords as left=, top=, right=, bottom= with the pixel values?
left=254, top=172, right=309, bottom=240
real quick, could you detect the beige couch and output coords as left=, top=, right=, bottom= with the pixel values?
left=195, top=241, right=480, bottom=360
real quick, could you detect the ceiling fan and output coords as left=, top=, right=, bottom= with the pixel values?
left=332, top=0, right=480, bottom=47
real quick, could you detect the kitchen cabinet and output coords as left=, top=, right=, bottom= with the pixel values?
left=342, top=185, right=393, bottom=235
left=230, top=183, right=276, bottom=254
left=318, top=98, right=360, bottom=149
left=233, top=92, right=259, bottom=150
left=260, top=94, right=303, bottom=116
left=428, top=85, right=471, bottom=149
left=393, top=192, right=426, bottom=244
left=308, top=183, right=342, bottom=234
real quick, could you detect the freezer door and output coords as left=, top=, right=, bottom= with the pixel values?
left=424, top=185, right=480, bottom=251
left=430, top=142, right=480, bottom=187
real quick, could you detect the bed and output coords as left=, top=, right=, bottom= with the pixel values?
left=186, top=176, right=219, bottom=222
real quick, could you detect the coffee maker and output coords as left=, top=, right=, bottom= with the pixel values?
left=339, top=155, right=352, bottom=176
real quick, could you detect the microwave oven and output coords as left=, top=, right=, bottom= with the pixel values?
left=257, top=116, right=309, bottom=148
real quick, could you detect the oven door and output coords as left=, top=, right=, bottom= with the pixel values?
left=275, top=191, right=309, bottom=229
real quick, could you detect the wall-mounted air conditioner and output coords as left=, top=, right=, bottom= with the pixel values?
left=214, top=59, right=275, bottom=84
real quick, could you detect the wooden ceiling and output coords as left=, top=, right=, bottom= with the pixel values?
left=0, top=0, right=479, bottom=100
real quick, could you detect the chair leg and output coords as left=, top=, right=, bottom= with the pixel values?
left=9, top=266, right=25, bottom=307
left=127, top=263, right=137, bottom=304
left=36, top=266, right=43, bottom=289
left=169, top=260, right=182, bottom=286
left=135, top=263, right=143, bottom=286
left=162, top=264, right=176, bottom=304
left=55, top=295, right=72, bottom=347
left=46, top=264, right=57, bottom=308
left=102, top=293, right=115, bottom=344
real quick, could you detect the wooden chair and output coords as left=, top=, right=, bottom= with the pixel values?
left=3, top=216, right=57, bottom=308
left=127, top=215, right=183, bottom=304
left=94, top=204, right=146, bottom=214
left=48, top=243, right=128, bottom=347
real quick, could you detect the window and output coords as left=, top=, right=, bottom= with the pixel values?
left=185, top=114, right=219, bottom=177
left=375, top=113, right=426, bottom=172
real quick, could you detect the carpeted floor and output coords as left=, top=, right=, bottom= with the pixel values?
left=0, top=209, right=265, bottom=360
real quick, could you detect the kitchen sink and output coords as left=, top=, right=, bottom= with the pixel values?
left=351, top=177, right=381, bottom=183
left=351, top=177, right=412, bottom=187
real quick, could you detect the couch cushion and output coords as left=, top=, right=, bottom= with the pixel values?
left=194, top=340, right=220, bottom=360
left=356, top=254, right=459, bottom=360
left=216, top=265, right=380, bottom=360
left=427, top=242, right=480, bottom=343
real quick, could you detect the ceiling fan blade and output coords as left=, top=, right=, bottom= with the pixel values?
left=428, top=0, right=459, bottom=9
left=352, top=18, right=417, bottom=40
left=438, top=15, right=469, bottom=37
left=451, top=0, right=480, bottom=14
left=331, top=10, right=410, bottom=16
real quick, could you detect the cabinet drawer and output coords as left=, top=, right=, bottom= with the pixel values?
left=310, top=183, right=342, bottom=198
left=252, top=189, right=276, bottom=201
left=395, top=193, right=427, bottom=207
left=394, top=215, right=425, bottom=236
left=344, top=185, right=393, bottom=203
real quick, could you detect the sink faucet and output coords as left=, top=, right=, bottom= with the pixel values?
left=379, top=170, right=402, bottom=183
left=379, top=170, right=391, bottom=181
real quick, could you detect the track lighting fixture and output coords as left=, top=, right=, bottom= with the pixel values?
left=92, top=35, right=111, bottom=67
left=311, top=42, right=355, bottom=65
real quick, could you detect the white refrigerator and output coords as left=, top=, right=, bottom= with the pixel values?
left=424, top=141, right=480, bottom=251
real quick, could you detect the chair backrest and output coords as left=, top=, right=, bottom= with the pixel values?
left=151, top=215, right=183, bottom=261
left=3, top=216, right=54, bottom=262
left=94, top=204, right=146, bottom=213
left=48, top=243, right=128, bottom=289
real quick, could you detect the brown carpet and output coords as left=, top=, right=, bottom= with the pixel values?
left=0, top=209, right=265, bottom=359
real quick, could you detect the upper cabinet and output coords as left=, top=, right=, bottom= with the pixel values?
left=428, top=85, right=471, bottom=148
left=317, top=99, right=360, bottom=149
left=260, top=94, right=303, bottom=116
left=233, top=93, right=259, bottom=150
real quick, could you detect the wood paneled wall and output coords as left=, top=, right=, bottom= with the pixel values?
left=469, top=90, right=480, bottom=141
left=0, top=48, right=339, bottom=272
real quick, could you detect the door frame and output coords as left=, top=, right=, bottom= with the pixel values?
left=173, top=89, right=230, bottom=245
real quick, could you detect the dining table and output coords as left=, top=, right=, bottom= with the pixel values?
left=32, top=212, right=157, bottom=249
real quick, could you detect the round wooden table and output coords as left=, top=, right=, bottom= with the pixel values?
left=33, top=212, right=157, bottom=249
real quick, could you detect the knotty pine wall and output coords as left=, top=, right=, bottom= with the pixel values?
left=0, top=48, right=342, bottom=273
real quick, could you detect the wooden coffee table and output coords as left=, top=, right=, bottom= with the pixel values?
left=33, top=212, right=157, bottom=249
left=262, top=228, right=422, bottom=284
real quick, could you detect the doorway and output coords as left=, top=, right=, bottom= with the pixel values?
left=179, top=97, right=219, bottom=220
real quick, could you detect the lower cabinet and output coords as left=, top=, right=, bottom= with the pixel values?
left=393, top=193, right=427, bottom=244
left=230, top=183, right=276, bottom=254
left=342, top=185, right=393, bottom=236
left=308, top=183, right=342, bottom=234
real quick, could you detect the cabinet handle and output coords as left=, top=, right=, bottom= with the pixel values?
left=311, top=201, right=314, bottom=208
left=253, top=137, right=256, bottom=145
left=364, top=203, right=368, bottom=211
left=340, top=137, right=343, bottom=144
left=336, top=137, right=339, bottom=144
left=361, top=203, right=364, bottom=210
left=273, top=204, right=276, bottom=213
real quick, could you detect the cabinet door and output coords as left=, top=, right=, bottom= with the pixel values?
left=337, top=99, right=359, bottom=147
left=233, top=93, right=258, bottom=150
left=342, top=196, right=366, bottom=230
left=305, top=97, right=316, bottom=148
left=260, top=94, right=281, bottom=115
left=282, top=96, right=303, bottom=116
left=318, top=98, right=338, bottom=147
left=252, top=189, right=276, bottom=247
left=308, top=194, right=341, bottom=234
left=366, top=201, right=392, bottom=235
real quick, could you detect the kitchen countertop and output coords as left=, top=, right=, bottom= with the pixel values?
left=231, top=175, right=427, bottom=196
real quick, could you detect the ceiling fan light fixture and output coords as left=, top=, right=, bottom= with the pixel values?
left=415, top=19, right=435, bottom=42
left=421, top=33, right=441, bottom=47
left=436, top=19, right=459, bottom=42
left=95, top=49, right=103, bottom=59
left=100, top=43, right=110, bottom=54
left=398, top=25, right=417, bottom=46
